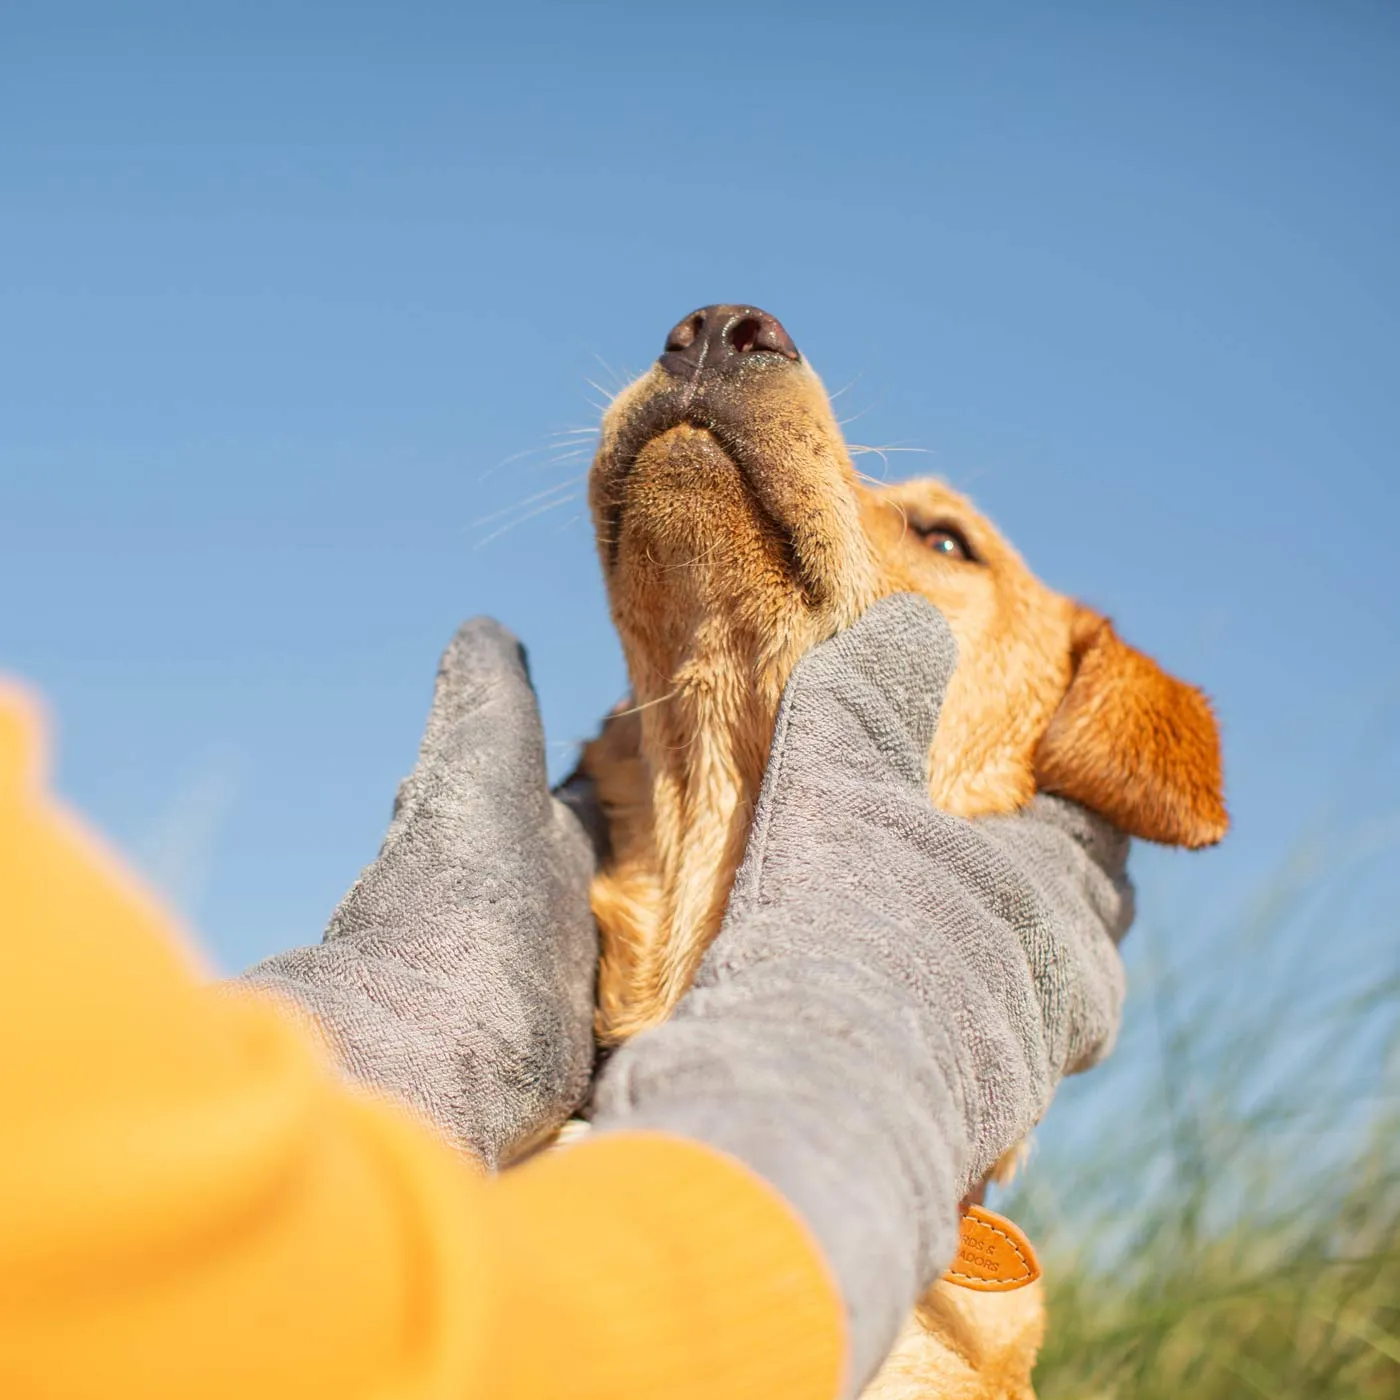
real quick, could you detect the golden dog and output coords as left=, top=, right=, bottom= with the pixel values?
left=577, top=304, right=1226, bottom=1398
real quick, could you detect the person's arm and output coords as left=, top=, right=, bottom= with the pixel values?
left=243, top=619, right=601, bottom=1169
left=0, top=596, right=1132, bottom=1399
left=592, top=595, right=1134, bottom=1392
left=0, top=684, right=844, bottom=1400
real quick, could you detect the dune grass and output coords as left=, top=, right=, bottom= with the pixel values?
left=1003, top=845, right=1400, bottom=1398
left=1025, top=1108, right=1399, bottom=1398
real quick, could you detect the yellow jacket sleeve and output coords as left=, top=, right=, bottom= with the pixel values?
left=0, top=685, right=845, bottom=1400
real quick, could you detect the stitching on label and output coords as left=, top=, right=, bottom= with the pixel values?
left=945, top=1216, right=1035, bottom=1285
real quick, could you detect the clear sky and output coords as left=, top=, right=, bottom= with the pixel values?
left=4, top=0, right=1397, bottom=1094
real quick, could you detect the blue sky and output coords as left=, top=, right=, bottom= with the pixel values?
left=4, top=0, right=1397, bottom=1081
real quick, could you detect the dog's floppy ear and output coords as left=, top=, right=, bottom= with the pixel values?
left=1034, top=606, right=1227, bottom=848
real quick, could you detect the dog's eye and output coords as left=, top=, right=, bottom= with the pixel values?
left=912, top=522, right=977, bottom=563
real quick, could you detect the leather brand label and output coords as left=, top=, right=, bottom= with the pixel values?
left=942, top=1205, right=1041, bottom=1292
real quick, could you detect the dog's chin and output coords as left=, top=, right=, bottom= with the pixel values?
left=604, top=426, right=795, bottom=589
left=592, top=424, right=841, bottom=704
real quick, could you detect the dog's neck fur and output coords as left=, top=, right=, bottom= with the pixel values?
left=590, top=604, right=822, bottom=1041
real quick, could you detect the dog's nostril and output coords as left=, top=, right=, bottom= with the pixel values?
left=729, top=317, right=763, bottom=354
left=665, top=312, right=704, bottom=353
left=727, top=311, right=799, bottom=360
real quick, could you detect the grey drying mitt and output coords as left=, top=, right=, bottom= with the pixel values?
left=592, top=594, right=1134, bottom=1392
left=244, top=618, right=599, bottom=1169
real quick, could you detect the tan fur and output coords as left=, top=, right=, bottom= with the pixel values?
left=864, top=1283, right=1045, bottom=1400
left=1035, top=606, right=1228, bottom=848
left=579, top=345, right=1227, bottom=1396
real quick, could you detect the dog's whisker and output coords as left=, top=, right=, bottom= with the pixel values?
left=475, top=443, right=561, bottom=483
left=827, top=374, right=864, bottom=403
left=470, top=475, right=587, bottom=530
left=510, top=455, right=590, bottom=479
left=852, top=446, right=893, bottom=479
left=520, top=449, right=589, bottom=472
left=591, top=353, right=632, bottom=395
left=476, top=423, right=600, bottom=483
left=609, top=689, right=679, bottom=720
left=849, top=444, right=932, bottom=455
left=846, top=443, right=932, bottom=483
left=835, top=402, right=881, bottom=432
left=648, top=531, right=743, bottom=575
left=890, top=501, right=912, bottom=548
left=472, top=492, right=582, bottom=548
left=584, top=377, right=620, bottom=405
left=690, top=540, right=744, bottom=573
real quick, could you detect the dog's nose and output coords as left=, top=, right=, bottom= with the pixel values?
left=658, top=304, right=800, bottom=376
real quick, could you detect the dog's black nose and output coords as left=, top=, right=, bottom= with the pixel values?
left=658, top=304, right=800, bottom=376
